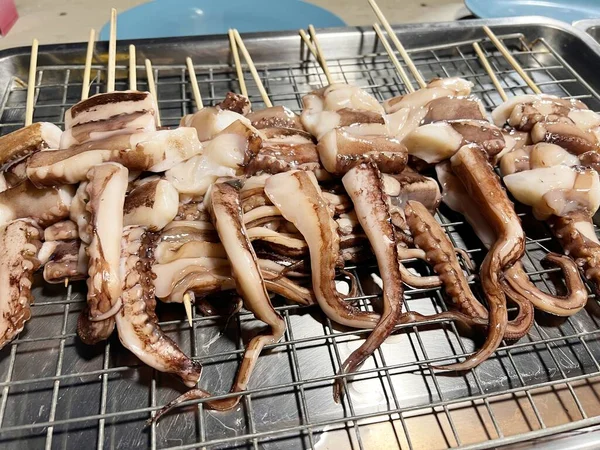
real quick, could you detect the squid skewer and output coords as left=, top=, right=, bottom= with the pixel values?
left=477, top=30, right=593, bottom=308
left=0, top=39, right=62, bottom=173
left=372, top=16, right=532, bottom=369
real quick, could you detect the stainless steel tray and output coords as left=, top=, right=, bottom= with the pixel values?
left=573, top=19, right=600, bottom=44
left=2, top=16, right=600, bottom=450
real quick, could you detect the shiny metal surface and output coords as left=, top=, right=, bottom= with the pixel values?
left=1, top=16, right=600, bottom=450
left=573, top=18, right=600, bottom=44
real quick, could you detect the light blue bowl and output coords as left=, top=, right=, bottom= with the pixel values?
left=465, top=0, right=600, bottom=23
left=99, top=0, right=345, bottom=40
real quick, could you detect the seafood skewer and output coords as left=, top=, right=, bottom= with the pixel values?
left=480, top=28, right=597, bottom=305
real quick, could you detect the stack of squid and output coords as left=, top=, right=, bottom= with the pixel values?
left=492, top=94, right=600, bottom=298
left=0, top=71, right=596, bottom=421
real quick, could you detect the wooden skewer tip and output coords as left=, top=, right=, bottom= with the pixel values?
left=107, top=8, right=118, bottom=93
left=81, top=28, right=96, bottom=100
left=232, top=29, right=272, bottom=107
left=482, top=26, right=541, bottom=95
left=186, top=56, right=203, bottom=110
left=183, top=293, right=193, bottom=327
left=25, top=38, right=39, bottom=127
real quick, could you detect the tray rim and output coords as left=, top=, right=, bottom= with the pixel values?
left=1, top=15, right=600, bottom=61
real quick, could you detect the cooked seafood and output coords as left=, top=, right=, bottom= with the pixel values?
left=334, top=162, right=403, bottom=401
left=27, top=128, right=202, bottom=186
left=265, top=170, right=379, bottom=328
left=0, top=219, right=42, bottom=349
left=115, top=226, right=202, bottom=387
left=78, top=163, right=128, bottom=344
left=0, top=122, right=61, bottom=169
left=61, top=91, right=157, bottom=148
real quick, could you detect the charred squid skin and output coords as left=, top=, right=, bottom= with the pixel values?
left=264, top=170, right=380, bottom=329
left=436, top=145, right=525, bottom=371
left=0, top=219, right=42, bottom=349
left=153, top=180, right=286, bottom=420
left=404, top=200, right=488, bottom=320
left=548, top=211, right=600, bottom=297
left=115, top=226, right=202, bottom=387
left=334, top=162, right=404, bottom=402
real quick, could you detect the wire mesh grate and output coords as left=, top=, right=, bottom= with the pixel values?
left=1, top=30, right=600, bottom=450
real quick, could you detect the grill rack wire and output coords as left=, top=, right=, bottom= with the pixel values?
left=1, top=29, right=600, bottom=450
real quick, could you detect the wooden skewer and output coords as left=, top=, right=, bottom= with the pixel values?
left=482, top=26, right=542, bottom=95
left=298, top=29, right=318, bottom=59
left=473, top=42, right=508, bottom=102
left=144, top=59, right=161, bottom=127
left=307, top=25, right=334, bottom=85
left=232, top=29, right=273, bottom=107
left=183, top=293, right=193, bottom=327
left=373, top=23, right=414, bottom=93
left=229, top=29, right=248, bottom=98
left=186, top=57, right=203, bottom=110
left=129, top=45, right=137, bottom=91
left=368, top=0, right=426, bottom=88
left=25, top=39, right=39, bottom=127
left=107, top=8, right=117, bottom=93
left=81, top=29, right=96, bottom=100
left=64, top=278, right=69, bottom=288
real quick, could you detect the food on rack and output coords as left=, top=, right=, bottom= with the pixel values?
left=115, top=226, right=202, bottom=387
left=165, top=121, right=259, bottom=196
left=39, top=221, right=86, bottom=284
left=77, top=163, right=127, bottom=344
left=432, top=145, right=524, bottom=370
left=334, top=162, right=403, bottom=401
left=247, top=105, right=305, bottom=130
left=245, top=128, right=321, bottom=175
left=0, top=180, right=74, bottom=227
left=494, top=94, right=600, bottom=297
left=0, top=219, right=42, bottom=349
left=437, top=161, right=584, bottom=321
left=180, top=92, right=251, bottom=141
left=4, top=14, right=596, bottom=424
left=203, top=180, right=285, bottom=409
left=0, top=122, right=62, bottom=170
left=265, top=170, right=379, bottom=327
left=301, top=83, right=408, bottom=174
left=152, top=181, right=288, bottom=419
left=27, top=128, right=203, bottom=186
left=60, top=91, right=158, bottom=148
left=123, top=178, right=179, bottom=231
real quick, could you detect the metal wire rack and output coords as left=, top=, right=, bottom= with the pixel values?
left=1, top=23, right=600, bottom=450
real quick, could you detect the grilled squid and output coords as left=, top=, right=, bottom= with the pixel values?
left=0, top=219, right=42, bottom=349
left=265, top=170, right=379, bottom=328
left=115, top=226, right=202, bottom=387
left=77, top=163, right=128, bottom=345
left=334, top=163, right=403, bottom=401
left=27, top=128, right=202, bottom=186
left=0, top=181, right=74, bottom=227
left=152, top=180, right=286, bottom=420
